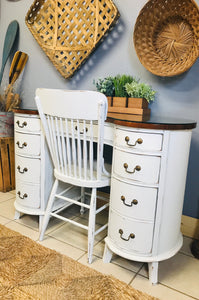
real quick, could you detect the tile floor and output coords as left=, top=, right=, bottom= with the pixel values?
left=0, top=190, right=199, bottom=300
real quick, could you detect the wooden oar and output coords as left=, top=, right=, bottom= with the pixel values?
left=5, top=51, right=28, bottom=111
left=5, top=51, right=28, bottom=96
left=0, top=20, right=19, bottom=86
left=9, top=51, right=28, bottom=85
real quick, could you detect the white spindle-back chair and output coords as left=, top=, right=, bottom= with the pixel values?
left=35, top=88, right=111, bottom=263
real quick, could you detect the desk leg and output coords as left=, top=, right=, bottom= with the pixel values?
left=39, top=215, right=44, bottom=233
left=148, top=261, right=158, bottom=284
left=103, top=243, right=113, bottom=263
left=14, top=210, right=21, bottom=220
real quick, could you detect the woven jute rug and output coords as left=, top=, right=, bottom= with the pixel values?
left=0, top=224, right=158, bottom=299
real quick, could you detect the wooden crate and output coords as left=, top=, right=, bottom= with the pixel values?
left=0, top=137, right=15, bottom=192
left=107, top=97, right=151, bottom=115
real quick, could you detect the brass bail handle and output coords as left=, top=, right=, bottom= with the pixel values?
left=17, top=166, right=28, bottom=174
left=75, top=126, right=88, bottom=134
left=121, top=196, right=138, bottom=207
left=16, top=120, right=27, bottom=128
left=123, top=163, right=141, bottom=174
left=16, top=141, right=27, bottom=149
left=125, top=136, right=143, bottom=147
left=17, top=191, right=28, bottom=199
left=119, top=229, right=135, bottom=241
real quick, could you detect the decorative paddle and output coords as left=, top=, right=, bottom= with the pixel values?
left=9, top=51, right=29, bottom=85
left=5, top=51, right=28, bottom=111
left=0, top=20, right=19, bottom=86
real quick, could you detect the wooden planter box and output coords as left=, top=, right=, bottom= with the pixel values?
left=0, top=137, right=15, bottom=192
left=107, top=97, right=150, bottom=115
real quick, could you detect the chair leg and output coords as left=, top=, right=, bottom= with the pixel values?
left=80, top=187, right=85, bottom=215
left=39, top=179, right=59, bottom=241
left=88, top=188, right=97, bottom=264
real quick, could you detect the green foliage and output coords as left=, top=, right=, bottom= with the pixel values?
left=93, top=75, right=156, bottom=102
left=93, top=76, right=115, bottom=97
left=125, top=81, right=156, bottom=103
left=113, top=74, right=135, bottom=97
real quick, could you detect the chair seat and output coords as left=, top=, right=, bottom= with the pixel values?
left=54, top=162, right=111, bottom=188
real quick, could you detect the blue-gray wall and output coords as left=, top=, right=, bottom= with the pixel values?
left=0, top=0, right=199, bottom=218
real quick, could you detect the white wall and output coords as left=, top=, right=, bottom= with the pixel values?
left=0, top=0, right=199, bottom=218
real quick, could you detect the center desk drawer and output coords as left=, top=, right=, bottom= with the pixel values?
left=15, top=132, right=41, bottom=156
left=108, top=209, right=154, bottom=254
left=113, top=149, right=161, bottom=184
left=111, top=178, right=157, bottom=221
left=115, top=129, right=163, bottom=151
left=15, top=155, right=41, bottom=183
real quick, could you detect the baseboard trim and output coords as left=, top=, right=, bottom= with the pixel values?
left=181, top=215, right=199, bottom=239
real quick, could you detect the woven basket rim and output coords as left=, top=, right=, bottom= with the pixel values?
left=133, top=0, right=199, bottom=77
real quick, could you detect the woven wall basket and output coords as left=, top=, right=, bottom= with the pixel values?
left=25, top=0, right=120, bottom=79
left=133, top=0, right=199, bottom=77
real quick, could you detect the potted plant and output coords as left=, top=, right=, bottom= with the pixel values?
left=93, top=76, right=115, bottom=107
left=125, top=81, right=156, bottom=108
left=112, top=74, right=134, bottom=107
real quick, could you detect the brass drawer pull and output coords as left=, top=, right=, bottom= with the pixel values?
left=121, top=196, right=138, bottom=206
left=16, top=141, right=27, bottom=149
left=123, top=163, right=141, bottom=174
left=17, top=191, right=28, bottom=199
left=17, top=166, right=28, bottom=174
left=16, top=120, right=27, bottom=128
left=75, top=126, right=88, bottom=134
left=119, top=229, right=135, bottom=241
left=125, top=136, right=143, bottom=146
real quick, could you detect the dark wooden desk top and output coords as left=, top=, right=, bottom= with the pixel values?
left=107, top=113, right=197, bottom=130
left=13, top=109, right=197, bottom=131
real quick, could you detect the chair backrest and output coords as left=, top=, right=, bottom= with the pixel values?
left=35, top=88, right=108, bottom=183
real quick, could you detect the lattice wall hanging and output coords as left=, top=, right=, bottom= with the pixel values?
left=25, top=0, right=120, bottom=79
left=133, top=0, right=199, bottom=77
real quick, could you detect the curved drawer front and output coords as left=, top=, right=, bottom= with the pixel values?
left=108, top=209, right=154, bottom=254
left=15, top=155, right=41, bottom=183
left=115, top=129, right=163, bottom=151
left=16, top=180, right=40, bottom=209
left=15, top=115, right=41, bottom=133
left=113, top=149, right=160, bottom=184
left=111, top=178, right=157, bottom=221
left=15, top=132, right=41, bottom=156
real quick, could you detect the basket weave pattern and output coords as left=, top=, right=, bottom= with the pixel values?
left=134, top=0, right=199, bottom=77
left=25, top=0, right=120, bottom=78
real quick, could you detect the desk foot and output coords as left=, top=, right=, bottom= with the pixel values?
left=148, top=261, right=158, bottom=284
left=103, top=243, right=113, bottom=263
left=39, top=215, right=44, bottom=233
left=14, top=210, right=21, bottom=220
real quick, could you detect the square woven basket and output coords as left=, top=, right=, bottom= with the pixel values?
left=25, top=0, right=120, bottom=78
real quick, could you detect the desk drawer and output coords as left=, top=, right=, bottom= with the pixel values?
left=15, top=132, right=41, bottom=156
left=16, top=180, right=40, bottom=209
left=113, top=149, right=161, bottom=184
left=111, top=178, right=157, bottom=221
left=108, top=209, right=154, bottom=254
left=15, top=115, right=41, bottom=133
left=15, top=155, right=41, bottom=183
left=115, top=129, right=163, bottom=151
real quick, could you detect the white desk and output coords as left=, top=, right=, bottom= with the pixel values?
left=13, top=109, right=196, bottom=284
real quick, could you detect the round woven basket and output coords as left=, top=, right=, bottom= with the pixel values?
left=133, top=0, right=199, bottom=77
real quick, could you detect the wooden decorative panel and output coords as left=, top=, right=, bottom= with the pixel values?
left=25, top=0, right=120, bottom=78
